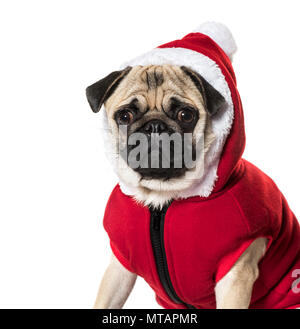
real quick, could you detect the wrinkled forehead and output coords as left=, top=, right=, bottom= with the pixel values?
left=104, top=64, right=205, bottom=112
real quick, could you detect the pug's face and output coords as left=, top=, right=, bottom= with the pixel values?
left=86, top=64, right=225, bottom=196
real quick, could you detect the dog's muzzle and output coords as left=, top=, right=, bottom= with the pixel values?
left=124, top=119, right=190, bottom=180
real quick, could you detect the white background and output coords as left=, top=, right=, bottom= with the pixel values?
left=0, top=0, right=300, bottom=308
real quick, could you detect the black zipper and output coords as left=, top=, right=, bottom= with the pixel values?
left=149, top=203, right=196, bottom=309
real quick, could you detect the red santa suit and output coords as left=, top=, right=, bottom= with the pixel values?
left=101, top=22, right=300, bottom=309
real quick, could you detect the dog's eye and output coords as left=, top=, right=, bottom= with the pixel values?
left=177, top=108, right=195, bottom=123
left=117, top=109, right=134, bottom=125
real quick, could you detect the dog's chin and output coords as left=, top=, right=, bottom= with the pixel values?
left=138, top=169, right=198, bottom=192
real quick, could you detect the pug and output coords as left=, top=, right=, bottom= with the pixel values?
left=85, top=22, right=300, bottom=310
left=86, top=64, right=267, bottom=309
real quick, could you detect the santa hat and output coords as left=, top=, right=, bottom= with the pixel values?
left=117, top=22, right=245, bottom=199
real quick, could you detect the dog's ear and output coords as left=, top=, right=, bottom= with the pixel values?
left=181, top=66, right=226, bottom=116
left=86, top=66, right=132, bottom=113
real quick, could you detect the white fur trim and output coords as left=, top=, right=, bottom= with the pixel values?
left=112, top=47, right=234, bottom=202
left=193, top=22, right=237, bottom=61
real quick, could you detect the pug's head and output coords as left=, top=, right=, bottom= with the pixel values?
left=86, top=65, right=226, bottom=206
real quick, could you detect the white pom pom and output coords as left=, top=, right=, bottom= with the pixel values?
left=193, top=22, right=237, bottom=61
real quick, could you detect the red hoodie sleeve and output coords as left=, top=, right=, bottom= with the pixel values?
left=215, top=238, right=262, bottom=282
left=215, top=183, right=274, bottom=283
left=109, top=240, right=135, bottom=273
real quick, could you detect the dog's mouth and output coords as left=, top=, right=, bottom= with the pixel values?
left=131, top=142, right=188, bottom=180
left=135, top=164, right=187, bottom=180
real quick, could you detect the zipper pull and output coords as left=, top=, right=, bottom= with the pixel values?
left=152, top=210, right=161, bottom=231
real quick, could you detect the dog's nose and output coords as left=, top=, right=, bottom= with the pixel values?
left=142, top=120, right=167, bottom=134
